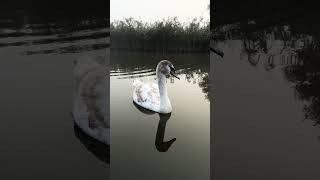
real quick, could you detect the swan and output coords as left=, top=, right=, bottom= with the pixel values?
left=72, top=55, right=109, bottom=145
left=133, top=60, right=179, bottom=114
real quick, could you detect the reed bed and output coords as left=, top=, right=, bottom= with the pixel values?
left=111, top=17, right=209, bottom=53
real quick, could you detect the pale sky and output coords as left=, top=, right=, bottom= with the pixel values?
left=111, top=0, right=209, bottom=23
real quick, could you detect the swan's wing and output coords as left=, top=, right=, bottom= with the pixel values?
left=133, top=81, right=160, bottom=111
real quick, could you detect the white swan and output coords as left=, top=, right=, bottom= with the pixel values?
left=133, top=60, right=179, bottom=114
left=72, top=55, right=109, bottom=145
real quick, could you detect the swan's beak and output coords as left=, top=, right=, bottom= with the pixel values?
left=169, top=67, right=180, bottom=80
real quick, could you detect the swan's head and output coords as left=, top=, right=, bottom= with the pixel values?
left=156, top=60, right=180, bottom=80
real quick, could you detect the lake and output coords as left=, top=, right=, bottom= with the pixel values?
left=110, top=51, right=210, bottom=180
left=0, top=16, right=109, bottom=179
left=212, top=22, right=320, bottom=179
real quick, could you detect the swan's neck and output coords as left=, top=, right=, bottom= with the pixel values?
left=157, top=74, right=172, bottom=113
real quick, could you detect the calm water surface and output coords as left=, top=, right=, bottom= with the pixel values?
left=0, top=17, right=109, bottom=179
left=212, top=23, right=320, bottom=179
left=110, top=52, right=210, bottom=180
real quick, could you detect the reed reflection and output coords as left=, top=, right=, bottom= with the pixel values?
left=213, top=22, right=320, bottom=129
left=284, top=49, right=320, bottom=127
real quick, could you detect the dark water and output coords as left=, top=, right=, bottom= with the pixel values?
left=110, top=52, right=210, bottom=180
left=0, top=14, right=109, bottom=178
left=212, top=22, right=320, bottom=179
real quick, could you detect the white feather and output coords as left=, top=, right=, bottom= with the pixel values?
left=133, top=80, right=161, bottom=112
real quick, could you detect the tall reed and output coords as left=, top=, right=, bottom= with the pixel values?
left=111, top=17, right=209, bottom=53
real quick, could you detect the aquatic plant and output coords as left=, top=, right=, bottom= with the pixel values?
left=111, top=17, right=210, bottom=53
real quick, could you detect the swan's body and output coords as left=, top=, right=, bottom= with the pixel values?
left=133, top=78, right=172, bottom=113
left=133, top=60, right=179, bottom=114
left=72, top=55, right=109, bottom=145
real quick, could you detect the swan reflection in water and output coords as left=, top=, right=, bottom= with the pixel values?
left=133, top=102, right=176, bottom=152
left=73, top=124, right=110, bottom=164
